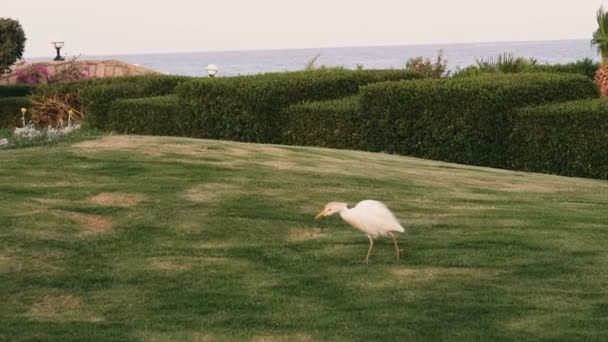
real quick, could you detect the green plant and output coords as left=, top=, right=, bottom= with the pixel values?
left=30, top=75, right=190, bottom=130
left=107, top=95, right=186, bottom=136
left=475, top=53, right=537, bottom=73
left=359, top=73, right=599, bottom=167
left=0, top=18, right=26, bottom=75
left=0, top=84, right=33, bottom=97
left=453, top=58, right=600, bottom=79
left=531, top=58, right=599, bottom=79
left=510, top=98, right=608, bottom=179
left=282, top=96, right=362, bottom=149
left=405, top=50, right=449, bottom=78
left=176, top=69, right=424, bottom=143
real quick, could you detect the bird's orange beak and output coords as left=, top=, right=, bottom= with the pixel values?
left=315, top=209, right=328, bottom=220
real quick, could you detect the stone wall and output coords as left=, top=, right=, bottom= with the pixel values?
left=0, top=59, right=161, bottom=85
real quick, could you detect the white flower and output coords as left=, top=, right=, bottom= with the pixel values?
left=14, top=125, right=41, bottom=140
left=0, top=138, right=8, bottom=147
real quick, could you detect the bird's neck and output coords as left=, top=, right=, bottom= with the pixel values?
left=338, top=206, right=352, bottom=221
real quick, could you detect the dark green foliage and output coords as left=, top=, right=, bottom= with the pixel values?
left=0, top=84, right=33, bottom=97
left=176, top=69, right=424, bottom=142
left=34, top=75, right=191, bottom=130
left=360, top=73, right=599, bottom=167
left=476, top=53, right=538, bottom=73
left=283, top=96, right=362, bottom=149
left=453, top=58, right=599, bottom=79
left=510, top=99, right=608, bottom=179
left=531, top=58, right=599, bottom=79
left=81, top=75, right=190, bottom=129
left=108, top=95, right=187, bottom=136
left=0, top=96, right=30, bottom=128
left=0, top=18, right=26, bottom=75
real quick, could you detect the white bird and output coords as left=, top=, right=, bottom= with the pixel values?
left=315, top=200, right=405, bottom=264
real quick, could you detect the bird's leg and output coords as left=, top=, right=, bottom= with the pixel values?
left=388, top=232, right=401, bottom=260
left=365, top=234, right=374, bottom=264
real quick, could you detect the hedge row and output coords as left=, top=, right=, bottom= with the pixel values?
left=282, top=96, right=362, bottom=149
left=0, top=85, right=34, bottom=98
left=176, top=69, right=424, bottom=142
left=0, top=96, right=31, bottom=128
left=510, top=99, right=608, bottom=180
left=360, top=73, right=599, bottom=167
left=92, top=72, right=604, bottom=179
left=33, top=75, right=191, bottom=130
left=107, top=95, right=185, bottom=136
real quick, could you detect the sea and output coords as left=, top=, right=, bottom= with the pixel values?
left=39, top=39, right=598, bottom=77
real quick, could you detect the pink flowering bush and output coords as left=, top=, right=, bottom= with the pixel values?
left=16, top=64, right=49, bottom=85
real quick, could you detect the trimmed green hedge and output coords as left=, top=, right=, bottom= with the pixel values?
left=283, top=96, right=362, bottom=149
left=531, top=60, right=599, bottom=80
left=510, top=99, right=608, bottom=180
left=0, top=85, right=33, bottom=98
left=360, top=73, right=599, bottom=167
left=0, top=96, right=31, bottom=128
left=176, top=69, right=424, bottom=142
left=107, top=95, right=186, bottom=136
left=80, top=75, right=190, bottom=130
left=33, top=75, right=191, bottom=130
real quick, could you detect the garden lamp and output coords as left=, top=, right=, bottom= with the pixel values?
left=52, top=41, right=65, bottom=61
left=206, top=64, right=219, bottom=77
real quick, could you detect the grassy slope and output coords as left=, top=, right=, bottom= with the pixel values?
left=1, top=135, right=608, bottom=341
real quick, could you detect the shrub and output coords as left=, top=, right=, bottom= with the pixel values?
left=453, top=58, right=599, bottom=79
left=510, top=99, right=608, bottom=180
left=405, top=50, right=449, bottom=78
left=531, top=58, right=599, bottom=79
left=16, top=64, right=49, bottom=85
left=360, top=73, right=599, bottom=167
left=476, top=53, right=538, bottom=73
left=107, top=95, right=187, bottom=136
left=283, top=96, right=362, bottom=149
left=33, top=75, right=191, bottom=130
left=176, top=69, right=424, bottom=142
left=0, top=84, right=33, bottom=97
left=0, top=96, right=30, bottom=128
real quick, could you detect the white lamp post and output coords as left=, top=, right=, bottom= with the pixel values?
left=206, top=64, right=219, bottom=77
left=52, top=41, right=65, bottom=61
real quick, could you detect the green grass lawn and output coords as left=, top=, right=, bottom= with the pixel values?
left=1, top=135, right=608, bottom=341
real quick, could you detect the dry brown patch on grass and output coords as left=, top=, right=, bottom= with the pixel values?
left=391, top=267, right=498, bottom=279
left=64, top=211, right=112, bottom=236
left=29, top=294, right=101, bottom=322
left=88, top=192, right=146, bottom=207
left=0, top=255, right=12, bottom=273
left=288, top=227, right=326, bottom=241
left=265, top=160, right=298, bottom=171
left=252, top=333, right=315, bottom=342
left=148, top=256, right=246, bottom=273
left=182, top=183, right=243, bottom=203
left=149, top=260, right=192, bottom=272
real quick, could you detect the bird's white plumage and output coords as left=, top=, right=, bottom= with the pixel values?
left=315, top=200, right=405, bottom=263
left=340, top=200, right=404, bottom=237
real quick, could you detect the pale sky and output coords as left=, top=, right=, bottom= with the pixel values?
left=4, top=0, right=608, bottom=58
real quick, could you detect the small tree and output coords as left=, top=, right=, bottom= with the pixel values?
left=0, top=18, right=26, bottom=75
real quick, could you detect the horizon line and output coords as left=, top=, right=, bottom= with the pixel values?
left=23, top=37, right=592, bottom=60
